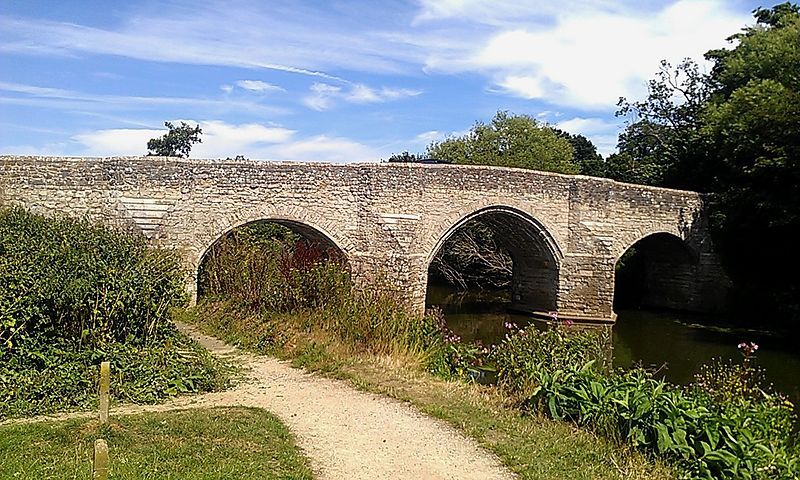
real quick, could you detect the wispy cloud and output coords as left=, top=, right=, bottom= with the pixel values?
left=303, top=82, right=421, bottom=111
left=0, top=1, right=420, bottom=80
left=417, top=0, right=751, bottom=109
left=0, top=81, right=285, bottom=116
left=235, top=80, right=285, bottom=93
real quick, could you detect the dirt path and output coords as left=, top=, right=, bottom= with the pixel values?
left=6, top=322, right=515, bottom=480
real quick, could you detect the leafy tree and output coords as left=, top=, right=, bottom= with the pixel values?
left=700, top=3, right=800, bottom=325
left=553, top=128, right=606, bottom=177
left=611, top=3, right=800, bottom=328
left=614, top=59, right=713, bottom=189
left=426, top=111, right=578, bottom=174
left=146, top=121, right=203, bottom=157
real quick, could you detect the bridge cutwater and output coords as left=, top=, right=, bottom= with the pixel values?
left=0, top=156, right=730, bottom=324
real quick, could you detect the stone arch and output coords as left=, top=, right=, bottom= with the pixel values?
left=425, top=205, right=564, bottom=313
left=155, top=203, right=355, bottom=303
left=613, top=231, right=700, bottom=311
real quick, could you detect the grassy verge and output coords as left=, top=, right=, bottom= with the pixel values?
left=182, top=301, right=675, bottom=480
left=0, top=406, right=313, bottom=479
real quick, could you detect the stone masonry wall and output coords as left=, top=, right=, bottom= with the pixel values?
left=0, top=156, right=730, bottom=322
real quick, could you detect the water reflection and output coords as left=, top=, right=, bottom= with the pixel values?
left=426, top=283, right=800, bottom=407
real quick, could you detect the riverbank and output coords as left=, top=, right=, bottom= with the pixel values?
left=182, top=301, right=675, bottom=480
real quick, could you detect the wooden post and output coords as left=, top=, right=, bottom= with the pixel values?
left=93, top=439, right=109, bottom=480
left=99, top=361, right=110, bottom=423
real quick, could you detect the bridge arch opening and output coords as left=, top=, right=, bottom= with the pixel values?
left=613, top=232, right=699, bottom=312
left=196, top=219, right=349, bottom=306
left=425, top=207, right=561, bottom=343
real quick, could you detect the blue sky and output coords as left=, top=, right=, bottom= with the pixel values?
left=0, top=0, right=771, bottom=161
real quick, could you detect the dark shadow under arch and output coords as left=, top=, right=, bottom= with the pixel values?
left=427, top=206, right=562, bottom=313
left=614, top=232, right=699, bottom=311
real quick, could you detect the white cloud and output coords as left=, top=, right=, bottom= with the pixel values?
left=72, top=128, right=162, bottom=156
left=70, top=120, right=382, bottom=163
left=415, top=130, right=442, bottom=144
left=303, top=82, right=421, bottom=111
left=421, top=0, right=750, bottom=109
left=555, top=116, right=622, bottom=156
left=269, top=135, right=382, bottom=163
left=235, top=80, right=285, bottom=93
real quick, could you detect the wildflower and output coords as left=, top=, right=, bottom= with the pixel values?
left=737, top=341, right=759, bottom=357
left=504, top=321, right=519, bottom=331
left=548, top=311, right=559, bottom=321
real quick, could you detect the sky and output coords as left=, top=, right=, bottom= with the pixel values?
left=0, top=0, right=773, bottom=162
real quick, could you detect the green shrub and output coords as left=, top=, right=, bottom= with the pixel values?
left=199, top=224, right=349, bottom=311
left=0, top=207, right=229, bottom=419
left=0, top=207, right=186, bottom=349
left=514, top=350, right=799, bottom=479
left=491, top=323, right=609, bottom=396
left=198, top=222, right=441, bottom=357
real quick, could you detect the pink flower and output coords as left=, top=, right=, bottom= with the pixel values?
left=737, top=341, right=759, bottom=357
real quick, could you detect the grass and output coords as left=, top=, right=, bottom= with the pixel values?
left=184, top=302, right=676, bottom=480
left=0, top=407, right=314, bottom=479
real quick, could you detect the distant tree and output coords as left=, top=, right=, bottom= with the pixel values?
left=552, top=128, right=606, bottom=177
left=386, top=151, right=424, bottom=163
left=146, top=121, right=203, bottom=157
left=426, top=111, right=578, bottom=174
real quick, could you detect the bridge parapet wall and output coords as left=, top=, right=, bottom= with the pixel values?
left=0, top=155, right=729, bottom=321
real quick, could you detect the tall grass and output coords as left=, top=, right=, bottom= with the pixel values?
left=197, top=223, right=441, bottom=358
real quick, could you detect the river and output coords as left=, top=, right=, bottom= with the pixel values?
left=426, top=283, right=800, bottom=407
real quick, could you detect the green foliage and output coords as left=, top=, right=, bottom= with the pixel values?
left=0, top=207, right=186, bottom=349
left=0, top=334, right=229, bottom=419
left=491, top=324, right=610, bottom=397
left=614, top=59, right=712, bottom=188
left=146, top=121, right=203, bottom=157
left=199, top=223, right=349, bottom=311
left=426, top=111, right=579, bottom=174
left=612, top=4, right=800, bottom=329
left=493, top=328, right=800, bottom=479
left=0, top=207, right=229, bottom=419
left=553, top=128, right=607, bottom=177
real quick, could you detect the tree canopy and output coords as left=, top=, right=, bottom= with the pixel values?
left=613, top=2, right=800, bottom=328
left=426, top=111, right=579, bottom=174
left=146, top=121, right=203, bottom=158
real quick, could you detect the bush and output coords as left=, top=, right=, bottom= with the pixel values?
left=0, top=207, right=186, bottom=349
left=198, top=222, right=444, bottom=358
left=0, top=207, right=229, bottom=419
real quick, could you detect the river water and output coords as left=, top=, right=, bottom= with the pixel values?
left=426, top=284, right=800, bottom=407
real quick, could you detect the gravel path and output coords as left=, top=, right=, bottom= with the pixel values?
left=7, top=322, right=515, bottom=480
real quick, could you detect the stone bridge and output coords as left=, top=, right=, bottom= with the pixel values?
left=0, top=156, right=729, bottom=324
